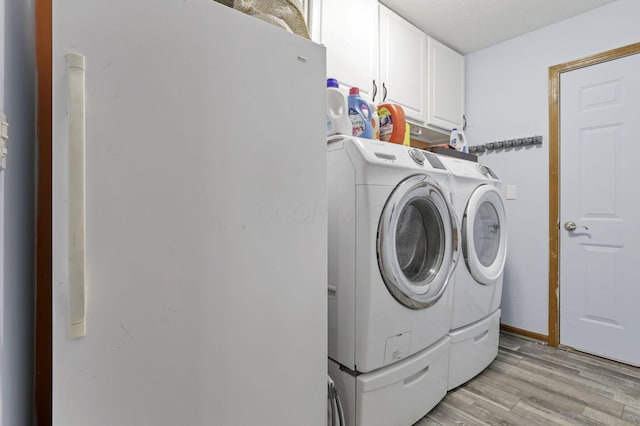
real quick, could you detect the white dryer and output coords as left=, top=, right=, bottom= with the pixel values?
left=327, top=136, right=460, bottom=426
left=435, top=155, right=507, bottom=390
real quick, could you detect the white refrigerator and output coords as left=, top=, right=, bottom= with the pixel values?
left=52, top=1, right=327, bottom=424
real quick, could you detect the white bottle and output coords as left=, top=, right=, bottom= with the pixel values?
left=449, top=128, right=468, bottom=153
left=326, top=78, right=353, bottom=136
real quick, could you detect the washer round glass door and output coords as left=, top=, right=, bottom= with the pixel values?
left=463, top=185, right=507, bottom=285
left=377, top=175, right=459, bottom=309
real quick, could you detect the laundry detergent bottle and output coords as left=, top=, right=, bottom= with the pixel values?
left=378, top=103, right=406, bottom=144
left=348, top=87, right=374, bottom=138
left=449, top=128, right=469, bottom=153
left=326, top=78, right=352, bottom=136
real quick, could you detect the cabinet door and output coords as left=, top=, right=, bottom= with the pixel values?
left=379, top=5, right=426, bottom=124
left=427, top=37, right=465, bottom=131
left=319, top=0, right=378, bottom=101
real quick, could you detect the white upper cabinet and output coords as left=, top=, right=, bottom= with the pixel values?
left=426, top=37, right=465, bottom=131
left=378, top=4, right=426, bottom=124
left=318, top=0, right=379, bottom=101
left=315, top=0, right=466, bottom=136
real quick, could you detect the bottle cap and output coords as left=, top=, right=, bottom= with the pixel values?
left=327, top=78, right=339, bottom=88
left=349, top=87, right=360, bottom=95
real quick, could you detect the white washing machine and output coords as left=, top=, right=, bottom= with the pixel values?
left=327, top=136, right=460, bottom=426
left=435, top=155, right=507, bottom=390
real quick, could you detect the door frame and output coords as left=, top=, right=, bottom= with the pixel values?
left=35, top=0, right=53, bottom=423
left=547, top=42, right=640, bottom=347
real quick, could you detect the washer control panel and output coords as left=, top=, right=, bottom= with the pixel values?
left=408, top=148, right=425, bottom=165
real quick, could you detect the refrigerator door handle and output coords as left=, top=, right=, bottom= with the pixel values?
left=67, top=53, right=87, bottom=338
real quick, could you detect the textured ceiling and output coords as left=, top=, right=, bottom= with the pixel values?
left=379, top=0, right=618, bottom=54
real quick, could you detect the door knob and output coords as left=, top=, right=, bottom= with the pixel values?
left=564, top=221, right=589, bottom=232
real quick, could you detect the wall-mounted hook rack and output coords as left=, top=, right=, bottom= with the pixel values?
left=468, top=144, right=485, bottom=153
left=472, top=135, right=543, bottom=154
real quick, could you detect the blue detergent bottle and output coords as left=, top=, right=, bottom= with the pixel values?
left=348, top=87, right=374, bottom=139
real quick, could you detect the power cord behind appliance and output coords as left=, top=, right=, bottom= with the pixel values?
left=327, top=376, right=345, bottom=426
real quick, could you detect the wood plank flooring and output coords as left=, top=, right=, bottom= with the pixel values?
left=416, top=332, right=640, bottom=425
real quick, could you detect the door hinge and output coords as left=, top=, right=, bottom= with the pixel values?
left=0, top=113, right=8, bottom=171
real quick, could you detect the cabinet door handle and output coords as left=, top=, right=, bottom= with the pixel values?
left=382, top=82, right=387, bottom=102
left=372, top=80, right=377, bottom=103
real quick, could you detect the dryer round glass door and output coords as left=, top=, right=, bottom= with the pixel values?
left=463, top=185, right=507, bottom=285
left=377, top=174, right=460, bottom=309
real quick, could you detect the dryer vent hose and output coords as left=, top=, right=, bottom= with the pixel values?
left=327, top=376, right=345, bottom=426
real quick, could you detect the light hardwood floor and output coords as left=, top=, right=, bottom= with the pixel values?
left=417, top=332, right=640, bottom=425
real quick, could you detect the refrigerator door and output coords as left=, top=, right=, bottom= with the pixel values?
left=52, top=1, right=327, bottom=425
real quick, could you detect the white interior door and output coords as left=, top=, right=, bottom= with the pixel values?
left=559, top=53, right=640, bottom=366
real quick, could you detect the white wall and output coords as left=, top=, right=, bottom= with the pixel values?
left=465, top=0, right=640, bottom=335
left=1, top=0, right=36, bottom=424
